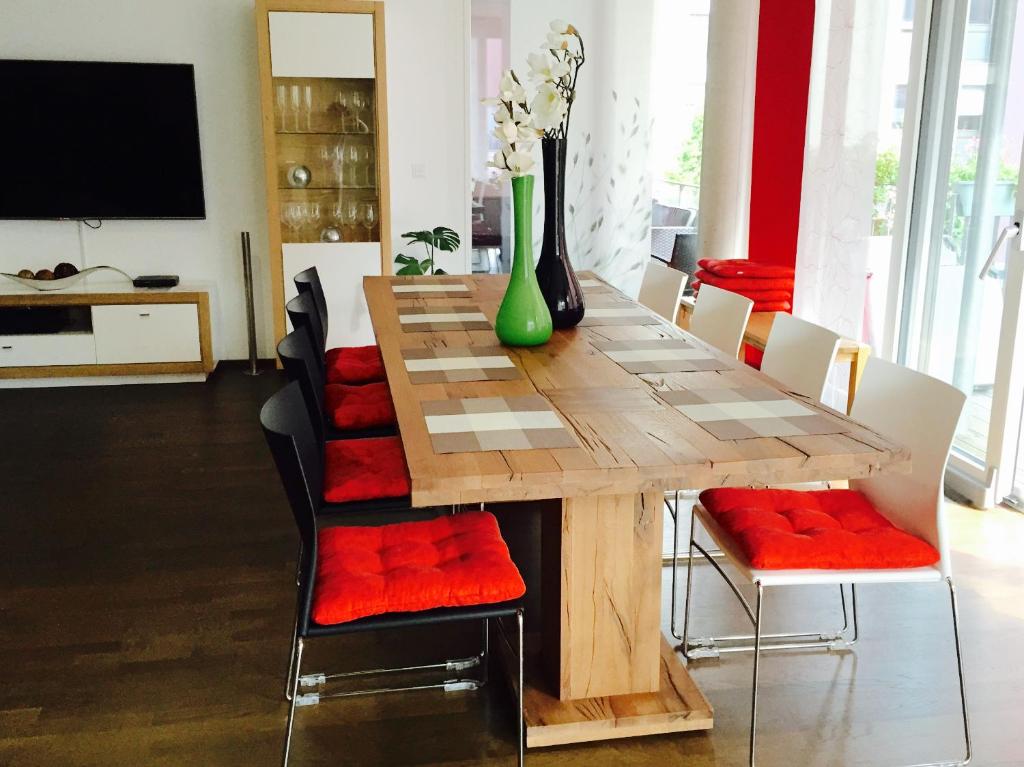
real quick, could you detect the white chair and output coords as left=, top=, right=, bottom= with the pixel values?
left=681, top=357, right=971, bottom=767
left=759, top=312, right=841, bottom=400
left=637, top=259, right=687, bottom=323
left=667, top=312, right=843, bottom=642
left=688, top=283, right=754, bottom=358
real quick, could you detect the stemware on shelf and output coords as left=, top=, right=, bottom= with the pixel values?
left=337, top=92, right=349, bottom=132
left=302, top=85, right=313, bottom=132
left=347, top=143, right=360, bottom=188
left=343, top=199, right=361, bottom=242
left=361, top=201, right=377, bottom=242
left=360, top=146, right=374, bottom=187
left=275, top=84, right=287, bottom=131
left=281, top=201, right=304, bottom=240
left=289, top=85, right=301, bottom=132
left=351, top=92, right=366, bottom=133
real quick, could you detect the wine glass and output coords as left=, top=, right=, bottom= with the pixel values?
left=275, top=84, right=287, bottom=131
left=347, top=143, right=361, bottom=187
left=360, top=146, right=374, bottom=187
left=289, top=85, right=301, bottom=132
left=361, top=201, right=377, bottom=242
left=337, top=92, right=349, bottom=132
left=302, top=85, right=313, bottom=132
left=351, top=92, right=363, bottom=132
left=303, top=202, right=322, bottom=238
left=343, top=199, right=360, bottom=241
left=281, top=202, right=304, bottom=241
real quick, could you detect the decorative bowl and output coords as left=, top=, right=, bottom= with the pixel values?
left=1, top=265, right=134, bottom=292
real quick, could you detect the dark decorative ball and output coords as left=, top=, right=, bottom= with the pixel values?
left=54, top=262, right=79, bottom=279
left=34, top=269, right=55, bottom=281
left=17, top=269, right=34, bottom=279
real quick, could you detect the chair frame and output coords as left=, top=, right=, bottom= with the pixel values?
left=678, top=358, right=972, bottom=766
left=637, top=259, right=688, bottom=323
left=293, top=266, right=330, bottom=349
left=262, top=381, right=525, bottom=766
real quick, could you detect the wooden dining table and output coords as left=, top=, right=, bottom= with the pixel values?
left=364, top=271, right=909, bottom=749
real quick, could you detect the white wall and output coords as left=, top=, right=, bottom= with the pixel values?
left=0, top=0, right=273, bottom=361
left=383, top=0, right=471, bottom=276
left=0, top=0, right=472, bottom=361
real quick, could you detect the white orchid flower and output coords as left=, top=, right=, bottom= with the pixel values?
left=530, top=82, right=567, bottom=130
left=498, top=118, right=519, bottom=144
left=498, top=69, right=526, bottom=103
left=546, top=32, right=571, bottom=50
left=527, top=51, right=570, bottom=82
left=506, top=151, right=536, bottom=176
left=549, top=19, right=569, bottom=33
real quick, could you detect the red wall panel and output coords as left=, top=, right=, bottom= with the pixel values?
left=748, top=0, right=816, bottom=269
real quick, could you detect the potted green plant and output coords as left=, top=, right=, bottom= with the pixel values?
left=393, top=227, right=461, bottom=275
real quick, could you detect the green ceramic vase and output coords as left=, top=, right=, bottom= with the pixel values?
left=495, top=175, right=553, bottom=347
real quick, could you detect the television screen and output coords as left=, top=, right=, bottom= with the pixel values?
left=0, top=60, right=206, bottom=220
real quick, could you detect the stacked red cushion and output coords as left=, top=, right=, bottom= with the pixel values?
left=324, top=381, right=396, bottom=431
left=312, top=511, right=527, bottom=624
left=692, top=259, right=795, bottom=312
left=323, top=436, right=411, bottom=504
left=698, top=487, right=941, bottom=570
left=326, top=345, right=385, bottom=385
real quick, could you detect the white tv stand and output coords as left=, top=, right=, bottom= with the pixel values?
left=0, top=281, right=214, bottom=386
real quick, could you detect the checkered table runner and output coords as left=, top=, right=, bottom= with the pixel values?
left=391, top=278, right=471, bottom=298
left=593, top=338, right=735, bottom=374
left=401, top=346, right=521, bottom=383
left=658, top=386, right=849, bottom=440
left=421, top=394, right=578, bottom=453
left=397, top=304, right=492, bottom=332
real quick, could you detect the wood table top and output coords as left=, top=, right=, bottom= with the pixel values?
left=365, top=272, right=908, bottom=507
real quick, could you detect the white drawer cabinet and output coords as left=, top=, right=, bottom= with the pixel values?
left=0, top=334, right=97, bottom=367
left=92, top=304, right=202, bottom=364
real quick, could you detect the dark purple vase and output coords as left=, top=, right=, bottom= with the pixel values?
left=535, top=137, right=585, bottom=329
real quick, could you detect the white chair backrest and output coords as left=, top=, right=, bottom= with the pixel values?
left=849, top=357, right=966, bottom=577
left=760, top=312, right=841, bottom=401
left=688, top=284, right=753, bottom=358
left=638, top=260, right=687, bottom=322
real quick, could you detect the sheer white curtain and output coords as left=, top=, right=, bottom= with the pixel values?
left=508, top=0, right=656, bottom=296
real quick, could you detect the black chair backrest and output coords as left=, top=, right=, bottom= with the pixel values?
left=294, top=266, right=329, bottom=343
left=286, top=292, right=326, bottom=375
left=277, top=328, right=328, bottom=444
left=260, top=381, right=321, bottom=633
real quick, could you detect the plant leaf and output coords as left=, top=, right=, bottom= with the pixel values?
left=434, top=267, right=447, bottom=275
left=396, top=263, right=424, bottom=276
left=394, top=254, right=416, bottom=265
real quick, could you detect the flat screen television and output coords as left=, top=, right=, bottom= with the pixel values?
left=0, top=59, right=206, bottom=220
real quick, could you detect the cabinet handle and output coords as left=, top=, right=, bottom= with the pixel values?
left=139, top=312, right=151, bottom=317
left=1, top=345, right=12, bottom=350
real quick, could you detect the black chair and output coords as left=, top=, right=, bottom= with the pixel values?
left=291, top=266, right=385, bottom=385
left=261, top=381, right=526, bottom=766
left=277, top=324, right=396, bottom=443
left=294, top=266, right=329, bottom=344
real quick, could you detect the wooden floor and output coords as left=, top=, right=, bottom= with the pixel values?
left=1, top=366, right=1023, bottom=766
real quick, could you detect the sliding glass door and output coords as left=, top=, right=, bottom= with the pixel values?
left=896, top=0, right=1024, bottom=505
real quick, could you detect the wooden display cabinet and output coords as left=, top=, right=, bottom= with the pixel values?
left=255, top=0, right=390, bottom=349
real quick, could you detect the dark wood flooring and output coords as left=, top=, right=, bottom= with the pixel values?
left=1, top=367, right=1023, bottom=766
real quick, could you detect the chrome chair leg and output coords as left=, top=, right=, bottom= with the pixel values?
left=516, top=608, right=525, bottom=767
left=681, top=506, right=698, bottom=654
left=282, top=636, right=304, bottom=767
left=749, top=583, right=764, bottom=767
left=284, top=610, right=300, bottom=701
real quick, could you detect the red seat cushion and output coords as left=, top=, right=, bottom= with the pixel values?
left=312, top=511, right=526, bottom=625
left=698, top=488, right=940, bottom=570
left=323, top=437, right=410, bottom=504
left=326, top=345, right=385, bottom=385
left=324, top=381, right=396, bottom=431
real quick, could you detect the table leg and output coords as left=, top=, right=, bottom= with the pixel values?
left=847, top=345, right=870, bottom=415
left=521, top=491, right=713, bottom=747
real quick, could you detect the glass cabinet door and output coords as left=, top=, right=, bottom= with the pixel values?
left=269, top=11, right=383, bottom=246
